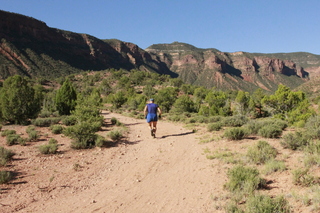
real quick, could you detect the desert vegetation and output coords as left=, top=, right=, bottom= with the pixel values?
left=1, top=69, right=320, bottom=212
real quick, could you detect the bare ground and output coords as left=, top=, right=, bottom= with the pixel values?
left=0, top=111, right=318, bottom=212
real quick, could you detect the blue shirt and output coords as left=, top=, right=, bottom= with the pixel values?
left=147, top=103, right=158, bottom=114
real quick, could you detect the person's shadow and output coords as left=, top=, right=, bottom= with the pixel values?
left=160, top=131, right=194, bottom=139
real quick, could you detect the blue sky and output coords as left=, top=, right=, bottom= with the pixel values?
left=1, top=0, right=320, bottom=54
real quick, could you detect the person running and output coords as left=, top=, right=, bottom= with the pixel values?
left=144, top=98, right=162, bottom=138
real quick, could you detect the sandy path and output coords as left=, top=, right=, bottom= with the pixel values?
left=1, top=112, right=227, bottom=213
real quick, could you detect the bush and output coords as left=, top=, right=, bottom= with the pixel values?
left=95, top=135, right=106, bottom=147
left=62, top=115, right=77, bottom=126
left=6, top=134, right=21, bottom=146
left=304, top=154, right=320, bottom=167
left=18, top=137, right=27, bottom=146
left=224, top=127, right=246, bottom=140
left=50, top=124, right=64, bottom=134
left=258, top=125, right=282, bottom=138
left=224, top=165, right=265, bottom=195
left=1, top=129, right=16, bottom=137
left=221, top=115, right=249, bottom=127
left=27, top=130, right=40, bottom=142
left=263, top=159, right=286, bottom=175
left=167, top=114, right=184, bottom=122
left=292, top=168, right=315, bottom=187
left=49, top=138, right=58, bottom=144
left=31, top=117, right=61, bottom=127
left=281, top=132, right=309, bottom=150
left=243, top=118, right=287, bottom=136
left=0, top=146, right=15, bottom=166
left=246, top=141, right=277, bottom=164
left=207, top=122, right=222, bottom=132
left=246, top=194, right=290, bottom=213
left=26, top=125, right=36, bottom=133
left=225, top=202, right=244, bottom=213
left=0, top=171, right=13, bottom=184
left=304, top=140, right=320, bottom=154
left=38, top=143, right=58, bottom=154
left=208, top=116, right=222, bottom=123
left=304, top=115, right=320, bottom=139
left=110, top=117, right=118, bottom=125
left=107, top=130, right=123, bottom=141
left=65, top=121, right=102, bottom=149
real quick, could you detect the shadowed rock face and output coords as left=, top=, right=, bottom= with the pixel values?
left=0, top=10, right=315, bottom=92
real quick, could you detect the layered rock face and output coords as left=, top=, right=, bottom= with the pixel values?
left=146, top=44, right=309, bottom=91
left=0, top=10, right=316, bottom=92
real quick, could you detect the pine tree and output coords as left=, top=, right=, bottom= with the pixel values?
left=0, top=75, right=41, bottom=124
left=55, top=78, right=77, bottom=115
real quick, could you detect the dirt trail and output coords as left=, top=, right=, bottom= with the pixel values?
left=1, top=112, right=227, bottom=213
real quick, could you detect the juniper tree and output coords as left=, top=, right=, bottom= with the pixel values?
left=0, top=75, right=41, bottom=124
left=55, top=78, right=77, bottom=115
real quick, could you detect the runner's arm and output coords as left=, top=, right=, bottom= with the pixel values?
left=144, top=105, right=148, bottom=117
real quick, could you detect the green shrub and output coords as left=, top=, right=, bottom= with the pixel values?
left=222, top=115, right=249, bottom=127
left=31, top=117, right=61, bottom=127
left=207, top=122, right=222, bottom=132
left=27, top=130, right=40, bottom=142
left=304, top=154, right=320, bottom=167
left=246, top=141, right=277, bottom=164
left=263, top=159, right=286, bottom=175
left=65, top=122, right=100, bottom=149
left=1, top=129, right=16, bottom=137
left=26, top=125, right=36, bottom=133
left=0, top=146, right=15, bottom=166
left=281, top=132, right=309, bottom=150
left=292, top=168, right=315, bottom=187
left=62, top=115, right=77, bottom=126
left=304, top=140, right=320, bottom=154
left=224, top=127, right=246, bottom=140
left=95, top=135, right=106, bottom=147
left=224, top=165, right=265, bottom=195
left=208, top=116, right=222, bottom=123
left=38, top=110, right=52, bottom=118
left=225, top=201, right=244, bottom=213
left=50, top=124, right=64, bottom=134
left=167, top=114, right=182, bottom=122
left=243, top=120, right=263, bottom=135
left=191, top=115, right=209, bottom=123
left=18, top=137, right=27, bottom=146
left=38, top=143, right=58, bottom=154
left=244, top=118, right=287, bottom=136
left=304, top=115, right=320, bottom=139
left=107, top=130, right=123, bottom=141
left=258, top=125, right=282, bottom=138
left=6, top=134, right=21, bottom=146
left=49, top=138, right=58, bottom=144
left=110, top=117, right=118, bottom=125
left=0, top=171, right=13, bottom=184
left=271, top=119, right=288, bottom=130
left=246, top=194, right=290, bottom=213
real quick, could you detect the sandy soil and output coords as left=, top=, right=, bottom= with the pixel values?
left=0, top=111, right=318, bottom=212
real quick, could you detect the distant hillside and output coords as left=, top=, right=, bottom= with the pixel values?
left=146, top=43, right=310, bottom=92
left=0, top=10, right=176, bottom=79
left=1, top=10, right=319, bottom=93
